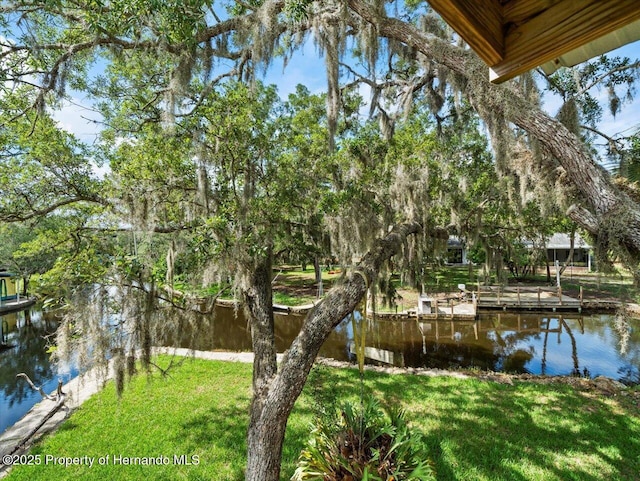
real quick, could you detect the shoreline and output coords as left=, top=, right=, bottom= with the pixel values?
left=215, top=287, right=637, bottom=319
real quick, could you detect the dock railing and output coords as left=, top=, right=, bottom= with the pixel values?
left=475, top=285, right=583, bottom=310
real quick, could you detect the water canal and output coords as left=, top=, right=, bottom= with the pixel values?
left=0, top=309, right=76, bottom=434
left=1, top=305, right=638, bottom=434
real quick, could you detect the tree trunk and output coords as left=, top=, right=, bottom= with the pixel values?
left=559, top=230, right=575, bottom=276
left=241, top=252, right=281, bottom=480
left=314, top=255, right=323, bottom=299
left=243, top=222, right=421, bottom=481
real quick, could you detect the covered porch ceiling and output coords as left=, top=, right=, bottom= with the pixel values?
left=427, top=0, right=640, bottom=83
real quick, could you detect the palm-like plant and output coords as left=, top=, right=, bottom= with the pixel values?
left=292, top=397, right=435, bottom=481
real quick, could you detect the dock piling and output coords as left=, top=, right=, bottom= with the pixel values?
left=579, top=285, right=583, bottom=305
left=558, top=286, right=563, bottom=306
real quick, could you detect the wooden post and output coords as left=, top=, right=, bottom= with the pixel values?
left=497, top=287, right=501, bottom=305
left=517, top=286, right=521, bottom=306
left=451, top=302, right=454, bottom=318
left=579, top=285, right=583, bottom=305
left=537, top=287, right=541, bottom=307
left=435, top=299, right=439, bottom=319
left=558, top=286, right=563, bottom=305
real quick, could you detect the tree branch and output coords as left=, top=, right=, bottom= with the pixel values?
left=16, top=373, right=62, bottom=401
left=0, top=195, right=108, bottom=222
left=347, top=0, right=640, bottom=259
left=262, top=221, right=422, bottom=423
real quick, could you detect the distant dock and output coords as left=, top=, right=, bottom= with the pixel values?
left=0, top=298, right=35, bottom=315
left=371, top=299, right=478, bottom=321
left=369, top=284, right=620, bottom=322
left=475, top=286, right=618, bottom=312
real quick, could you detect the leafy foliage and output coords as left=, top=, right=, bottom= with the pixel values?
left=293, top=397, right=436, bottom=481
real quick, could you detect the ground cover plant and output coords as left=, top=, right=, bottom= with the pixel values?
left=292, top=396, right=436, bottom=480
left=5, top=357, right=640, bottom=481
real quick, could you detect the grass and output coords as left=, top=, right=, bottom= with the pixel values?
left=272, top=291, right=315, bottom=307
left=271, top=268, right=344, bottom=306
left=6, top=357, right=640, bottom=481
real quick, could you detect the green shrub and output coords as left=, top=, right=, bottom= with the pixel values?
left=292, top=396, right=436, bottom=481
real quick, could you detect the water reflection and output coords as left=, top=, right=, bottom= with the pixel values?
left=0, top=309, right=73, bottom=434
left=159, top=307, right=640, bottom=385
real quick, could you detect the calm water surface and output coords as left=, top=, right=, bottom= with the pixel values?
left=0, top=309, right=76, bottom=434
left=164, top=306, right=639, bottom=384
left=2, top=305, right=639, bottom=435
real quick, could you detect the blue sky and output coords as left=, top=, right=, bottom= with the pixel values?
left=53, top=38, right=329, bottom=144
left=540, top=41, right=640, bottom=148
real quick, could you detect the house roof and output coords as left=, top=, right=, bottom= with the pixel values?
left=450, top=233, right=591, bottom=250
left=545, top=233, right=591, bottom=250
left=447, top=236, right=464, bottom=248
left=428, top=0, right=640, bottom=83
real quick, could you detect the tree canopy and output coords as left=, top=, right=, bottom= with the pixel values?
left=1, top=1, right=640, bottom=479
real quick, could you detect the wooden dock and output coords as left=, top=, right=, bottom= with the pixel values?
left=0, top=298, right=35, bottom=315
left=475, top=286, right=617, bottom=312
left=371, top=284, right=620, bottom=321
left=371, top=300, right=478, bottom=320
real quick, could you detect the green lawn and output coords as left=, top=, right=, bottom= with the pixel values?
left=7, top=358, right=640, bottom=480
left=272, top=268, right=344, bottom=306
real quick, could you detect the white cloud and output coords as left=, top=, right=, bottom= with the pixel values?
left=50, top=97, right=109, bottom=177
left=51, top=97, right=103, bottom=145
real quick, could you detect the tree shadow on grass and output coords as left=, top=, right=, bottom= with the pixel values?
left=281, top=398, right=318, bottom=478
left=174, top=399, right=250, bottom=481
left=53, top=418, right=79, bottom=434
left=361, top=372, right=640, bottom=481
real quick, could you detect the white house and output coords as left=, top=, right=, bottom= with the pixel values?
left=446, top=233, right=593, bottom=270
left=543, top=233, right=592, bottom=270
